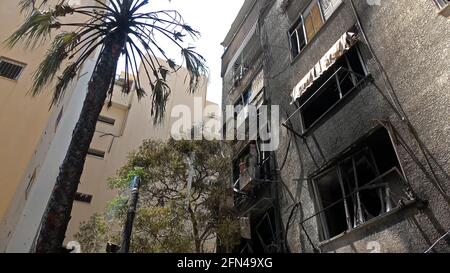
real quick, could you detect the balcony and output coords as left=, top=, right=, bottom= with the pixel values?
left=283, top=64, right=370, bottom=137
left=223, top=24, right=263, bottom=95
left=233, top=142, right=273, bottom=211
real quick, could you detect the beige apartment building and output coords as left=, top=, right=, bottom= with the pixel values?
left=65, top=66, right=214, bottom=242
left=0, top=0, right=106, bottom=252
left=0, top=0, right=217, bottom=252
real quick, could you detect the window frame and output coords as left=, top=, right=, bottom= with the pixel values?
left=288, top=0, right=342, bottom=60
left=310, top=128, right=411, bottom=242
left=298, top=45, right=368, bottom=133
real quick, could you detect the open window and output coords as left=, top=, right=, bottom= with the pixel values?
left=299, top=45, right=367, bottom=131
left=289, top=0, right=342, bottom=58
left=238, top=207, right=280, bottom=253
left=311, top=128, right=414, bottom=241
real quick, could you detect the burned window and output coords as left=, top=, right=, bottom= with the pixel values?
left=300, top=46, right=367, bottom=130
left=237, top=207, right=279, bottom=254
left=312, top=128, right=413, bottom=241
left=289, top=0, right=342, bottom=58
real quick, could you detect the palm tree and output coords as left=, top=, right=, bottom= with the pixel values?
left=7, top=0, right=207, bottom=252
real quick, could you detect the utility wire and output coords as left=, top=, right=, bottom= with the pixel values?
left=424, top=228, right=450, bottom=253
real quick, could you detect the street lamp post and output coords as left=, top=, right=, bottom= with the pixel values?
left=119, top=176, right=141, bottom=253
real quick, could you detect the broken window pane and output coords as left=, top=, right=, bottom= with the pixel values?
left=314, top=168, right=348, bottom=239
left=312, top=128, right=412, bottom=241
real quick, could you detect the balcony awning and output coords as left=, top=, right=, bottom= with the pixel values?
left=291, top=32, right=359, bottom=103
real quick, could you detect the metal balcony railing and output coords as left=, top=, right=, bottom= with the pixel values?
left=233, top=153, right=273, bottom=208
left=283, top=67, right=370, bottom=137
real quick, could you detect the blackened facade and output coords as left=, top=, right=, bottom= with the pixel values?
left=221, top=0, right=450, bottom=253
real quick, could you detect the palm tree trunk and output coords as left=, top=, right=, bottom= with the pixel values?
left=35, top=32, right=125, bottom=253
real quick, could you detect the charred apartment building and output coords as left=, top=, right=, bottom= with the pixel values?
left=220, top=0, right=450, bottom=253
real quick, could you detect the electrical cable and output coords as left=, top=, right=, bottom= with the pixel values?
left=424, top=228, right=450, bottom=253
left=348, top=0, right=448, bottom=201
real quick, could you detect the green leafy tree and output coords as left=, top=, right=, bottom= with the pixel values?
left=76, top=139, right=240, bottom=253
left=7, top=0, right=207, bottom=252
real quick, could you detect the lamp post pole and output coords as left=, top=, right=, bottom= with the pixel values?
left=119, top=176, right=141, bottom=253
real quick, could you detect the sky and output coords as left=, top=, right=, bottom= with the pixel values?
left=125, top=0, right=246, bottom=106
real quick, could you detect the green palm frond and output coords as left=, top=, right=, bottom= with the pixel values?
left=31, top=32, right=78, bottom=96
left=18, top=0, right=43, bottom=13
left=6, top=9, right=55, bottom=48
left=51, top=62, right=77, bottom=106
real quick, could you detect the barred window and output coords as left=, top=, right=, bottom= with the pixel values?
left=0, top=58, right=25, bottom=80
